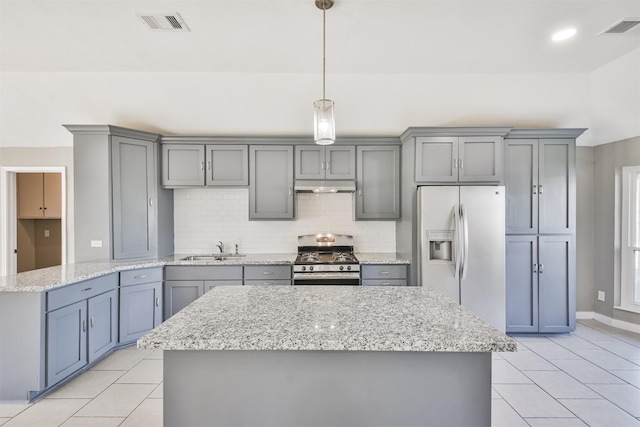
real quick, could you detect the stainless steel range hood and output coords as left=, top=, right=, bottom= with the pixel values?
left=294, top=180, right=356, bottom=193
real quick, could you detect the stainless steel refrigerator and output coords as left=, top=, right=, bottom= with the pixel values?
left=417, top=186, right=506, bottom=331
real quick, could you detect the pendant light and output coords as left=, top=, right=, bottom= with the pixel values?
left=313, top=0, right=335, bottom=145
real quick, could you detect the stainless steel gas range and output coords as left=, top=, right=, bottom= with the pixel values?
left=293, top=234, right=360, bottom=285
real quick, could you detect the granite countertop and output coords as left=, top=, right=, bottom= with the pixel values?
left=0, top=252, right=408, bottom=293
left=356, top=253, right=410, bottom=264
left=137, top=285, right=516, bottom=353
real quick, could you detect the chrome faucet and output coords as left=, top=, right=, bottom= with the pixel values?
left=216, top=241, right=224, bottom=253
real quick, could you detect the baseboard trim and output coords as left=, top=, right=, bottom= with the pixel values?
left=576, top=311, right=640, bottom=333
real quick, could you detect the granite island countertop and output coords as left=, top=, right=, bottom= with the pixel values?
left=137, top=285, right=516, bottom=353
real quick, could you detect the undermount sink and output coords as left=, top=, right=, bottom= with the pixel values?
left=181, top=253, right=247, bottom=261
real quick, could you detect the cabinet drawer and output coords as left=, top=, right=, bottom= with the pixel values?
left=244, top=266, right=292, bottom=281
left=361, top=279, right=407, bottom=286
left=360, top=265, right=407, bottom=279
left=165, top=266, right=243, bottom=281
left=47, top=274, right=118, bottom=312
left=120, top=268, right=163, bottom=286
left=244, top=280, right=291, bottom=286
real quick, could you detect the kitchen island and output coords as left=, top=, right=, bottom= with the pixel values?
left=139, top=285, right=516, bottom=427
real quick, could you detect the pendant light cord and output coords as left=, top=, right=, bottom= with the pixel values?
left=322, top=4, right=326, bottom=100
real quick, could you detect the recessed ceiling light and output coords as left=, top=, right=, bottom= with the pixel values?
left=552, top=28, right=577, bottom=42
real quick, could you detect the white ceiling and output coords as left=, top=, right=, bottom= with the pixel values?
left=1, top=0, right=639, bottom=74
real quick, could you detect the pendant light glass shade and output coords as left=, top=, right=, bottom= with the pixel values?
left=314, top=99, right=335, bottom=145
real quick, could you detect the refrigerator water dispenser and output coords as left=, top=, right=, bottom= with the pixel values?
left=427, top=230, right=453, bottom=262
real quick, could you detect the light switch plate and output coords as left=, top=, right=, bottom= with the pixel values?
left=44, top=229, right=50, bottom=237
left=597, top=291, right=605, bottom=301
left=90, top=240, right=103, bottom=248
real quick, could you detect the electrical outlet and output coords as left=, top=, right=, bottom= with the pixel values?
left=90, top=240, right=103, bottom=248
left=597, top=291, right=605, bottom=302
left=44, top=229, right=50, bottom=237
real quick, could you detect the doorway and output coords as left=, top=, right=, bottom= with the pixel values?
left=0, top=166, right=67, bottom=276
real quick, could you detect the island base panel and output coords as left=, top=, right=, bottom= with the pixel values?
left=164, top=350, right=491, bottom=427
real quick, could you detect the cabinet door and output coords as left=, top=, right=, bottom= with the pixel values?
left=43, top=173, right=62, bottom=218
left=206, top=145, right=248, bottom=186
left=17, top=173, right=44, bottom=218
left=415, top=137, right=459, bottom=182
left=46, top=300, right=87, bottom=386
left=356, top=146, right=400, bottom=220
left=538, top=235, right=575, bottom=333
left=539, top=139, right=575, bottom=234
left=295, top=146, right=324, bottom=179
left=88, top=290, right=118, bottom=363
left=505, top=236, right=538, bottom=333
left=119, top=282, right=162, bottom=344
left=458, top=136, right=502, bottom=182
left=249, top=146, right=294, bottom=220
left=112, top=136, right=156, bottom=260
left=162, top=144, right=205, bottom=186
left=504, top=139, right=539, bottom=234
left=325, top=146, right=356, bottom=180
left=164, top=281, right=204, bottom=319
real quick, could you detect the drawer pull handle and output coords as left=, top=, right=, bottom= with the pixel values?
left=90, top=317, right=94, bottom=328
left=381, top=282, right=391, bottom=285
left=263, top=272, right=274, bottom=275
left=263, top=282, right=273, bottom=285
left=379, top=271, right=390, bottom=275
left=155, top=297, right=160, bottom=307
left=539, top=263, right=544, bottom=273
left=134, top=275, right=147, bottom=279
left=82, top=287, right=92, bottom=292
left=82, top=320, right=86, bottom=332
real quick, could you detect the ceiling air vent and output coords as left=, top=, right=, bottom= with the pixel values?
left=136, top=12, right=190, bottom=32
left=599, top=17, right=640, bottom=35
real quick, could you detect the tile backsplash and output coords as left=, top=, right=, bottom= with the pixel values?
left=173, top=189, right=396, bottom=254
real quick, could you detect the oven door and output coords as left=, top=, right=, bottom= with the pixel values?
left=293, top=272, right=360, bottom=286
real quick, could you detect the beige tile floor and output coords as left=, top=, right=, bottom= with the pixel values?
left=0, top=320, right=639, bottom=426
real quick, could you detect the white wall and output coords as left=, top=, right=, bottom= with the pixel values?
left=173, top=189, right=395, bottom=254
left=589, top=47, right=640, bottom=146
left=0, top=71, right=592, bottom=147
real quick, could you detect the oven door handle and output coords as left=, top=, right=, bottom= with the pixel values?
left=294, top=272, right=360, bottom=280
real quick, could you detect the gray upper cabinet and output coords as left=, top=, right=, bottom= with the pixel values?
left=112, top=136, right=156, bottom=260
left=355, top=146, right=400, bottom=220
left=206, top=145, right=248, bottom=186
left=162, top=143, right=248, bottom=187
left=249, top=145, right=295, bottom=220
left=415, top=136, right=502, bottom=183
left=505, top=138, right=575, bottom=234
left=66, top=125, right=173, bottom=263
left=162, top=144, right=205, bottom=186
left=295, top=145, right=355, bottom=180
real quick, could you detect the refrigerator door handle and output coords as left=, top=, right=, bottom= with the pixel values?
left=460, top=204, right=469, bottom=280
left=452, top=205, right=461, bottom=279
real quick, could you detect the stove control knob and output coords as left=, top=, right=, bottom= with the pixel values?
left=309, top=266, right=314, bottom=271
left=339, top=266, right=344, bottom=271
left=347, top=266, right=352, bottom=271
left=301, top=266, right=306, bottom=271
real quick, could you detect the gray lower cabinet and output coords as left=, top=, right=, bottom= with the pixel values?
left=244, top=265, right=292, bottom=285
left=355, top=146, right=400, bottom=220
left=164, top=266, right=244, bottom=318
left=295, top=145, right=355, bottom=180
left=249, top=145, right=294, bottom=220
left=415, top=136, right=502, bottom=183
left=360, top=264, right=408, bottom=286
left=119, top=268, right=164, bottom=344
left=46, top=277, right=118, bottom=386
left=504, top=138, right=575, bottom=234
left=506, top=235, right=575, bottom=333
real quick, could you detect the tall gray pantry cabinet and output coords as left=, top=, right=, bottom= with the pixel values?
left=65, top=125, right=174, bottom=262
left=504, top=129, right=585, bottom=333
